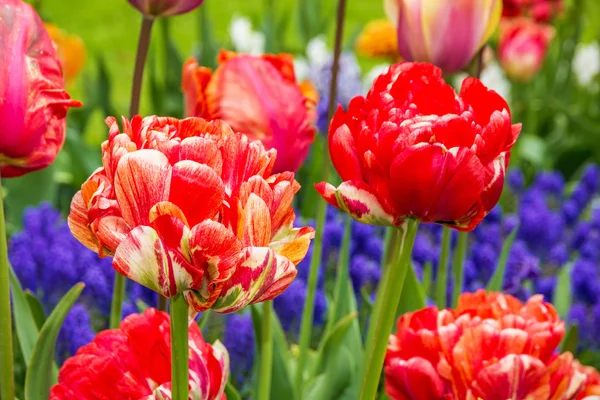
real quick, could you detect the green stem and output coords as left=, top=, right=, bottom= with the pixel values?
left=435, top=227, right=451, bottom=309
left=170, top=294, right=189, bottom=400
left=452, top=232, right=468, bottom=307
left=197, top=309, right=211, bottom=332
left=0, top=177, right=14, bottom=400
left=130, top=16, right=154, bottom=116
left=257, top=301, right=273, bottom=400
left=359, top=219, right=419, bottom=400
left=157, top=295, right=168, bottom=312
left=109, top=273, right=126, bottom=329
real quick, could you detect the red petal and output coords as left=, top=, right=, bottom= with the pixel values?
left=169, top=160, right=224, bottom=226
left=460, top=77, right=511, bottom=126
left=329, top=123, right=363, bottom=182
left=114, top=149, right=172, bottom=227
left=384, top=357, right=446, bottom=400
left=67, top=191, right=100, bottom=254
left=252, top=254, right=297, bottom=303
left=243, top=194, right=272, bottom=247
left=315, top=182, right=342, bottom=209
left=178, top=136, right=223, bottom=176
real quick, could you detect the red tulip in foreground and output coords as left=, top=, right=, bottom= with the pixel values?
left=49, top=309, right=228, bottom=399
left=68, top=116, right=314, bottom=313
left=0, top=0, right=81, bottom=178
left=316, top=62, right=522, bottom=232
left=127, top=0, right=204, bottom=17
left=182, top=50, right=316, bottom=173
left=498, top=18, right=555, bottom=82
left=385, top=290, right=600, bottom=400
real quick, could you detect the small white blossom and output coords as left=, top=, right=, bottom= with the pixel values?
left=306, top=36, right=330, bottom=68
left=229, top=16, right=265, bottom=56
left=573, top=42, right=600, bottom=87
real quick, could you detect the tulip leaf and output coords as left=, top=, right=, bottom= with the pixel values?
left=197, top=4, right=218, bottom=69
left=396, top=263, right=427, bottom=317
left=225, top=380, right=242, bottom=400
left=25, top=292, right=47, bottom=330
left=554, top=262, right=574, bottom=319
left=25, top=283, right=84, bottom=400
left=305, top=347, right=354, bottom=400
left=311, top=312, right=357, bottom=377
left=487, top=225, right=519, bottom=292
left=561, top=324, right=579, bottom=354
left=9, top=266, right=39, bottom=366
left=422, top=261, right=433, bottom=297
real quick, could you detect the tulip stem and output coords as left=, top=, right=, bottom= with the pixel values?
left=359, top=219, right=419, bottom=400
left=295, top=0, right=347, bottom=395
left=0, top=176, right=14, bottom=400
left=257, top=301, right=273, bottom=400
left=109, top=272, right=126, bottom=329
left=158, top=295, right=168, bottom=312
left=435, top=226, right=452, bottom=309
left=130, top=16, right=154, bottom=117
left=452, top=232, right=468, bottom=307
left=170, top=294, right=189, bottom=400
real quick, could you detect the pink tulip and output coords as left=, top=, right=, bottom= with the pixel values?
left=498, top=18, right=554, bottom=82
left=0, top=0, right=80, bottom=178
left=127, top=0, right=204, bottom=18
left=384, top=0, right=502, bottom=72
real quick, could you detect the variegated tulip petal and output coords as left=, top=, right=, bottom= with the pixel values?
left=252, top=254, right=297, bottom=304
left=170, top=160, right=225, bottom=227
left=184, top=288, right=223, bottom=313
left=67, top=191, right=100, bottom=253
left=179, top=137, right=223, bottom=176
left=243, top=193, right=271, bottom=247
left=94, top=215, right=130, bottom=256
left=114, top=149, right=172, bottom=227
left=149, top=202, right=192, bottom=264
left=269, top=226, right=315, bottom=265
left=211, top=247, right=276, bottom=313
left=113, top=226, right=194, bottom=298
left=209, top=340, right=230, bottom=399
left=189, top=220, right=243, bottom=287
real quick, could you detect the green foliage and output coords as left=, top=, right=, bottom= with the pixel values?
left=487, top=226, right=519, bottom=292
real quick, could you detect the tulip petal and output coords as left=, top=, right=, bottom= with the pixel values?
left=179, top=136, right=223, bottom=176
left=67, top=191, right=100, bottom=253
left=114, top=149, right=172, bottom=227
left=211, top=247, right=276, bottom=313
left=113, top=226, right=194, bottom=297
left=169, top=160, right=224, bottom=227
left=252, top=254, right=297, bottom=304
left=94, top=215, right=130, bottom=256
left=269, top=226, right=315, bottom=265
left=243, top=193, right=271, bottom=247
left=384, top=357, right=446, bottom=400
left=329, top=123, right=363, bottom=182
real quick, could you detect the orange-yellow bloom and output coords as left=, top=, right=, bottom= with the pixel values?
left=355, top=19, right=398, bottom=59
left=44, top=23, right=86, bottom=83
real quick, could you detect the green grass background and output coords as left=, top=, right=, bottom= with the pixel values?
left=40, top=0, right=385, bottom=133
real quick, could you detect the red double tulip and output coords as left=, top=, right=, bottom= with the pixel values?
left=50, top=309, right=229, bottom=399
left=182, top=50, right=316, bottom=173
left=316, top=62, right=521, bottom=231
left=385, top=290, right=600, bottom=400
left=0, top=0, right=81, bottom=178
left=503, top=0, right=564, bottom=22
left=498, top=18, right=554, bottom=82
left=68, top=116, right=314, bottom=313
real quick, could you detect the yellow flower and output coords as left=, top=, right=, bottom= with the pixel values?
left=355, top=19, right=398, bottom=59
left=43, top=23, right=86, bottom=83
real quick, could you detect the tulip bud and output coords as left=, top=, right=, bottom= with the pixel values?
left=0, top=0, right=81, bottom=178
left=384, top=0, right=502, bottom=73
left=127, top=0, right=204, bottom=18
left=498, top=18, right=554, bottom=82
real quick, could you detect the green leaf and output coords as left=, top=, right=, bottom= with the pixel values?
left=225, top=380, right=242, bottom=400
left=9, top=267, right=40, bottom=366
left=25, top=283, right=84, bottom=400
left=487, top=225, right=519, bottom=292
left=396, top=264, right=427, bottom=317
left=554, top=262, right=574, bottom=319
left=561, top=324, right=579, bottom=354
left=25, top=292, right=46, bottom=330
left=305, top=347, right=355, bottom=400
left=422, top=261, right=432, bottom=298
left=311, top=312, right=357, bottom=377
left=197, top=4, right=218, bottom=69
left=63, top=128, right=101, bottom=187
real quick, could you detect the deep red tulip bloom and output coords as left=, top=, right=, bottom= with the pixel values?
left=68, top=116, right=314, bottom=313
left=127, top=0, right=203, bottom=17
left=498, top=18, right=554, bottom=82
left=385, top=290, right=599, bottom=400
left=316, top=62, right=521, bottom=231
left=182, top=50, right=316, bottom=173
left=0, top=0, right=81, bottom=178
left=502, top=0, right=564, bottom=22
left=49, top=309, right=228, bottom=400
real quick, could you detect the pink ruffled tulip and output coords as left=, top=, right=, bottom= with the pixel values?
left=498, top=17, right=554, bottom=82
left=0, top=0, right=81, bottom=178
left=127, top=0, right=203, bottom=17
left=384, top=0, right=502, bottom=73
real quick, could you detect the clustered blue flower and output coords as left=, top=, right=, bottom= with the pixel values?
left=9, top=203, right=156, bottom=360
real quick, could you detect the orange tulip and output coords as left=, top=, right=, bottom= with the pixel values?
left=44, top=23, right=86, bottom=83
left=182, top=50, right=316, bottom=173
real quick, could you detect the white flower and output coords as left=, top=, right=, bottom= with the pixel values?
left=480, top=63, right=511, bottom=102
left=229, top=16, right=265, bottom=56
left=294, top=58, right=311, bottom=82
left=573, top=42, right=600, bottom=87
left=363, top=64, right=390, bottom=94
left=306, top=36, right=330, bottom=68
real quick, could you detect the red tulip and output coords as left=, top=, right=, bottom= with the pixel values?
left=127, top=0, right=203, bottom=17
left=385, top=290, right=598, bottom=400
left=68, top=116, right=314, bottom=313
left=0, top=0, right=81, bottom=178
left=502, top=0, right=564, bottom=22
left=498, top=18, right=554, bottom=82
left=49, top=309, right=228, bottom=399
left=182, top=50, right=316, bottom=173
left=316, top=62, right=521, bottom=231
